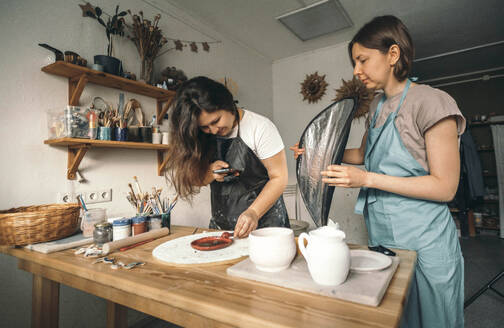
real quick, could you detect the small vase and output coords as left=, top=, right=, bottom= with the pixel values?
left=140, top=58, right=154, bottom=84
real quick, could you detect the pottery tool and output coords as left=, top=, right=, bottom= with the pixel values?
left=102, top=227, right=169, bottom=255
left=120, top=238, right=155, bottom=252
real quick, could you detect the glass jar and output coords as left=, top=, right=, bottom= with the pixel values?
left=93, top=222, right=113, bottom=246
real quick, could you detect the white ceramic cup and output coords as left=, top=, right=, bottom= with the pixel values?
left=162, top=132, right=169, bottom=145
left=249, top=227, right=296, bottom=272
left=152, top=132, right=161, bottom=144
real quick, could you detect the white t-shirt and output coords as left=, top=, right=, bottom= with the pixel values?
left=224, top=109, right=284, bottom=160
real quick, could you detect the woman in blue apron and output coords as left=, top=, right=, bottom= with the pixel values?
left=165, top=76, right=289, bottom=238
left=293, top=16, right=465, bottom=327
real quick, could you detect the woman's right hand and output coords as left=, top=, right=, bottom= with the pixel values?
left=209, top=160, right=230, bottom=182
left=289, top=142, right=305, bottom=159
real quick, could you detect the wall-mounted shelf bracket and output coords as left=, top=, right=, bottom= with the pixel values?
left=67, top=144, right=89, bottom=180
left=69, top=74, right=88, bottom=106
left=157, top=150, right=170, bottom=176
left=156, top=97, right=175, bottom=125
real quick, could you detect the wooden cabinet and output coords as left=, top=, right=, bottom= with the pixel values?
left=42, top=62, right=175, bottom=179
left=469, top=120, right=503, bottom=234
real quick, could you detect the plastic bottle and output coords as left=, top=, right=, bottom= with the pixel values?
left=88, top=110, right=97, bottom=139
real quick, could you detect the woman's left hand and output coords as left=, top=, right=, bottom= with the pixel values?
left=321, top=165, right=369, bottom=188
left=234, top=208, right=259, bottom=238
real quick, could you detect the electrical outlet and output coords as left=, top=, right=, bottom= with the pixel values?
left=56, top=192, right=83, bottom=204
left=85, top=188, right=112, bottom=204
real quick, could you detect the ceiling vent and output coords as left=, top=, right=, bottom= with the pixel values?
left=276, top=0, right=353, bottom=41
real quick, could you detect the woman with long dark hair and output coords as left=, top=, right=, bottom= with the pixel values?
left=293, top=15, right=465, bottom=327
left=166, top=76, right=289, bottom=238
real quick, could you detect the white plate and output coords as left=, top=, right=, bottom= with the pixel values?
left=350, top=250, right=392, bottom=272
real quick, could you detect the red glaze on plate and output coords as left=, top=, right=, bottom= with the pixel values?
left=190, top=232, right=233, bottom=251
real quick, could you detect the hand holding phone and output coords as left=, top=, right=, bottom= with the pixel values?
left=213, top=168, right=237, bottom=174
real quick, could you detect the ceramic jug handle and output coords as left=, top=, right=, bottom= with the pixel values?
left=298, top=232, right=309, bottom=259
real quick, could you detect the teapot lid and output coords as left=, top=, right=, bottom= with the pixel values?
left=311, top=223, right=346, bottom=240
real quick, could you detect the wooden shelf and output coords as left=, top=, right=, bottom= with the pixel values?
left=45, top=138, right=171, bottom=180
left=42, top=61, right=178, bottom=180
left=45, top=138, right=170, bottom=150
left=42, top=62, right=174, bottom=100
left=41, top=61, right=176, bottom=124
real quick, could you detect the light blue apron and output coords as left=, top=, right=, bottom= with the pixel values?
left=355, top=80, right=464, bottom=328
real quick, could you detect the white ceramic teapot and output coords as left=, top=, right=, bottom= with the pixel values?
left=298, top=223, right=350, bottom=286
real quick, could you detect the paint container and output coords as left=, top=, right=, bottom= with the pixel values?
left=99, top=126, right=112, bottom=140
left=140, top=126, right=152, bottom=143
left=114, top=127, right=127, bottom=141
left=93, top=222, right=113, bottom=246
left=152, top=132, right=161, bottom=144
left=132, top=216, right=147, bottom=236
left=113, top=218, right=132, bottom=241
left=127, top=127, right=140, bottom=142
left=149, top=215, right=162, bottom=230
left=161, top=212, right=171, bottom=229
left=162, top=132, right=169, bottom=145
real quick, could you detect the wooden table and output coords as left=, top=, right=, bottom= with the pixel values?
left=1, top=226, right=417, bottom=328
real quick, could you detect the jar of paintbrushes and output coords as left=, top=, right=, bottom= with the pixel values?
left=126, top=176, right=177, bottom=233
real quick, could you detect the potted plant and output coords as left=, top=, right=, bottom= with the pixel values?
left=82, top=4, right=127, bottom=75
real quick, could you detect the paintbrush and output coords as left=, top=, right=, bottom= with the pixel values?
left=128, top=183, right=137, bottom=203
left=133, top=176, right=143, bottom=197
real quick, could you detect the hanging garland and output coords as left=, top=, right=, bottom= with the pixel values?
left=79, top=2, right=220, bottom=58
left=300, top=72, right=328, bottom=104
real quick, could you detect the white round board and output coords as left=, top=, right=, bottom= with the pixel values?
left=350, top=249, right=392, bottom=272
left=152, top=231, right=249, bottom=265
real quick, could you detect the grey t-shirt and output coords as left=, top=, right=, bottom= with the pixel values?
left=366, top=84, right=466, bottom=171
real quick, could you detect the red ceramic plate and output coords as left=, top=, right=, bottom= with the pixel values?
left=190, top=232, right=233, bottom=251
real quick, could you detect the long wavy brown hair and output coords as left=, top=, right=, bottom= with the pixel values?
left=165, top=76, right=238, bottom=199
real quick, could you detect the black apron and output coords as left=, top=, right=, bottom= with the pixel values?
left=209, top=127, right=289, bottom=230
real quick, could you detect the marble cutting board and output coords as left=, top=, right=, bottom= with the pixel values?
left=227, top=254, right=400, bottom=307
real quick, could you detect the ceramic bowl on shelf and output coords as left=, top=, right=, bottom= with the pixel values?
left=249, top=227, right=296, bottom=272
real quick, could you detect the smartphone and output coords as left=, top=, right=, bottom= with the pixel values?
left=213, top=168, right=237, bottom=174
left=368, top=245, right=396, bottom=256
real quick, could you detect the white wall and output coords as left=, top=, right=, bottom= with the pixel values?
left=0, top=0, right=272, bottom=326
left=272, top=43, right=368, bottom=244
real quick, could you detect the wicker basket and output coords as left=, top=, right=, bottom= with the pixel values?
left=0, top=203, right=81, bottom=246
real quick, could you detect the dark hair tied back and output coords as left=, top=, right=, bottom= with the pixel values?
left=348, top=15, right=414, bottom=81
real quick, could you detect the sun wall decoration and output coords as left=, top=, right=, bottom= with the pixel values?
left=300, top=72, right=328, bottom=104
left=333, top=77, right=375, bottom=119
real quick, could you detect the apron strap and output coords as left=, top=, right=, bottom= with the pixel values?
left=394, top=79, right=411, bottom=115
